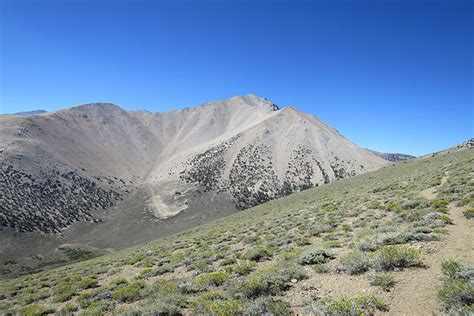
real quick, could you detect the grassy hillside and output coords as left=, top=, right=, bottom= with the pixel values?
left=1, top=149, right=473, bottom=315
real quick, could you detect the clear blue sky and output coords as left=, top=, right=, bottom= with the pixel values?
left=0, top=0, right=472, bottom=156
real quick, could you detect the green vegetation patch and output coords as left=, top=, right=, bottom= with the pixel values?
left=233, top=264, right=306, bottom=299
left=243, top=246, right=274, bottom=262
left=243, top=296, right=292, bottom=315
left=298, top=247, right=335, bottom=265
left=463, top=208, right=474, bottom=219
left=193, top=271, right=229, bottom=289
left=111, top=279, right=145, bottom=303
left=305, top=294, right=389, bottom=314
left=368, top=272, right=396, bottom=291
left=373, top=246, right=422, bottom=271
left=439, top=260, right=474, bottom=314
left=191, top=291, right=241, bottom=315
left=339, top=252, right=371, bottom=275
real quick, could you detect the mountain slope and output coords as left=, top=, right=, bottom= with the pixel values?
left=368, top=149, right=415, bottom=162
left=0, top=94, right=387, bottom=235
left=0, top=144, right=472, bottom=315
left=14, top=110, right=47, bottom=116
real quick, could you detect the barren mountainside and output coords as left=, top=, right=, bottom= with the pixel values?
left=0, top=94, right=387, bottom=243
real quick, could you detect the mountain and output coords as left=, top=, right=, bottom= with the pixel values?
left=1, top=143, right=472, bottom=315
left=368, top=149, right=415, bottom=162
left=0, top=94, right=387, bottom=259
left=419, top=138, right=474, bottom=159
left=439, top=138, right=473, bottom=153
left=13, top=110, right=47, bottom=116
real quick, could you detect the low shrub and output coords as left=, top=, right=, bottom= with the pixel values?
left=108, top=277, right=128, bottom=289
left=431, top=199, right=450, bottom=213
left=230, top=260, right=256, bottom=276
left=112, top=286, right=140, bottom=303
left=193, top=271, right=229, bottom=289
left=373, top=246, right=422, bottom=271
left=298, top=247, right=334, bottom=265
left=320, top=240, right=342, bottom=248
left=458, top=198, right=474, bottom=206
left=22, top=290, right=50, bottom=305
left=312, top=263, right=330, bottom=274
left=427, top=178, right=442, bottom=187
left=78, top=277, right=98, bottom=289
left=52, top=282, right=78, bottom=302
left=463, top=208, right=474, bottom=219
left=82, top=300, right=113, bottom=314
left=439, top=280, right=474, bottom=314
left=111, top=280, right=144, bottom=303
left=356, top=231, right=411, bottom=252
left=146, top=279, right=184, bottom=314
left=119, top=279, right=184, bottom=315
left=191, top=291, right=241, bottom=315
left=341, top=224, right=352, bottom=232
left=440, top=215, right=454, bottom=225
left=243, top=247, right=274, bottom=262
left=243, top=296, right=292, bottom=315
left=431, top=199, right=449, bottom=208
left=77, top=291, right=94, bottom=309
left=354, top=295, right=390, bottom=312
left=219, top=256, right=237, bottom=266
left=151, top=264, right=175, bottom=276
left=58, top=302, right=78, bottom=314
left=339, top=252, right=371, bottom=275
left=385, top=203, right=402, bottom=212
left=439, top=260, right=474, bottom=313
left=441, top=260, right=461, bottom=278
left=23, top=304, right=54, bottom=316
left=401, top=200, right=424, bottom=210
left=305, top=294, right=388, bottom=314
left=296, top=237, right=311, bottom=246
left=234, top=265, right=306, bottom=298
left=189, top=260, right=212, bottom=272
left=368, top=272, right=395, bottom=291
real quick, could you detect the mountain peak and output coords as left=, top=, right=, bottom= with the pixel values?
left=230, top=94, right=280, bottom=111
left=68, top=102, right=125, bottom=115
left=72, top=102, right=122, bottom=110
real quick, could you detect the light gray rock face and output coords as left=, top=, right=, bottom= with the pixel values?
left=0, top=95, right=388, bottom=234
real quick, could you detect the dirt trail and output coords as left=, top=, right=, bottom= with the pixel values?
left=287, top=174, right=472, bottom=315
left=387, top=175, right=474, bottom=315
left=420, top=176, right=448, bottom=200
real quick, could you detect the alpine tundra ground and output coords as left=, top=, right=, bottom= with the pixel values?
left=0, top=148, right=472, bottom=315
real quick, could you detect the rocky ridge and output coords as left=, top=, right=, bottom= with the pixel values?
left=368, top=150, right=416, bottom=162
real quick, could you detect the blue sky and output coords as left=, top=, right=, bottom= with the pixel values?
left=0, top=0, right=472, bottom=156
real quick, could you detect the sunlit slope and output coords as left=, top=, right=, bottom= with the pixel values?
left=0, top=148, right=472, bottom=315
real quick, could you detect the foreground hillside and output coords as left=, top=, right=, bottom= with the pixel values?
left=0, top=149, right=472, bottom=315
